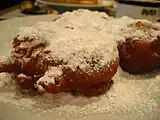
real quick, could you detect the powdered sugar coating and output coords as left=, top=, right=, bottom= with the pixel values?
left=0, top=68, right=159, bottom=120
left=105, top=16, right=160, bottom=42
left=0, top=56, right=12, bottom=68
left=47, top=28, right=118, bottom=71
left=53, top=9, right=113, bottom=30
left=0, top=10, right=160, bottom=119
left=17, top=10, right=119, bottom=73
left=36, top=66, right=63, bottom=91
left=15, top=9, right=160, bottom=89
left=17, top=73, right=27, bottom=78
left=17, top=9, right=112, bottom=40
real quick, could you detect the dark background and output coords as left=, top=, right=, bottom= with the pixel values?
left=0, top=0, right=35, bottom=10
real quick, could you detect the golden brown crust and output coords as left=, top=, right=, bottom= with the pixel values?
left=16, top=74, right=42, bottom=89
left=118, top=39, right=159, bottom=74
left=0, top=35, right=119, bottom=97
left=77, top=80, right=114, bottom=97
left=41, top=60, right=118, bottom=95
left=117, top=19, right=160, bottom=74
left=0, top=61, right=20, bottom=73
left=15, top=61, right=118, bottom=96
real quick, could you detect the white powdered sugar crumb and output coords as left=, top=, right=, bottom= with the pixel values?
left=0, top=55, right=13, bottom=68
left=105, top=16, right=160, bottom=42
left=0, top=56, right=9, bottom=63
left=47, top=28, right=118, bottom=71
left=36, top=66, right=63, bottom=91
left=126, top=20, right=160, bottom=41
left=54, top=9, right=113, bottom=30
left=17, top=73, right=27, bottom=78
left=0, top=73, right=14, bottom=88
left=0, top=68, right=159, bottom=120
left=17, top=9, right=112, bottom=40
left=17, top=21, right=56, bottom=42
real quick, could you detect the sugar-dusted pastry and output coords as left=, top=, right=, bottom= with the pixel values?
left=0, top=10, right=119, bottom=96
left=118, top=20, right=160, bottom=73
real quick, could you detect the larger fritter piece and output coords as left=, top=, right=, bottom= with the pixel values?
left=0, top=10, right=119, bottom=96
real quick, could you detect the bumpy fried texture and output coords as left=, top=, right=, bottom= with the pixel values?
left=118, top=21, right=160, bottom=74
left=39, top=61, right=118, bottom=96
left=118, top=39, right=159, bottom=74
left=0, top=36, right=118, bottom=97
left=12, top=37, right=49, bottom=75
left=15, top=60, right=118, bottom=97
left=0, top=60, right=20, bottom=73
left=16, top=74, right=42, bottom=89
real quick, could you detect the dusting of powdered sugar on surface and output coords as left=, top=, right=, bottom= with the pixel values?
left=0, top=68, right=159, bottom=120
left=15, top=10, right=160, bottom=78
left=0, top=73, right=14, bottom=88
left=105, top=16, right=160, bottom=42
left=16, top=9, right=119, bottom=74
left=0, top=55, right=14, bottom=69
left=17, top=9, right=112, bottom=40
left=36, top=66, right=63, bottom=91
left=53, top=9, right=113, bottom=30
left=0, top=9, right=160, bottom=120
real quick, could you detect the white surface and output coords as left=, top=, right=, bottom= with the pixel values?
left=0, top=9, right=26, bottom=20
left=0, top=15, right=160, bottom=120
